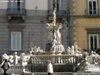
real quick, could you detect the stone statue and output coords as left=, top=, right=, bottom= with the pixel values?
left=46, top=3, right=65, bottom=53
left=13, top=52, right=20, bottom=65
left=54, top=25, right=62, bottom=44
left=53, top=7, right=56, bottom=26
left=9, top=55, right=14, bottom=64
left=20, top=53, right=30, bottom=72
left=47, top=8, right=58, bottom=40
left=2, top=53, right=20, bottom=65
left=20, top=53, right=26, bottom=72
left=2, top=53, right=9, bottom=61
left=71, top=46, right=74, bottom=54
left=47, top=7, right=58, bottom=43
left=67, top=46, right=71, bottom=54
left=50, top=39, right=57, bottom=52
left=74, top=42, right=81, bottom=54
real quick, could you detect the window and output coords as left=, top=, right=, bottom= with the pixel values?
left=88, top=0, right=98, bottom=15
left=9, top=0, right=17, bottom=9
left=11, top=32, right=22, bottom=51
left=9, top=0, right=24, bottom=10
left=88, top=34, right=99, bottom=51
left=17, top=0, right=21, bottom=11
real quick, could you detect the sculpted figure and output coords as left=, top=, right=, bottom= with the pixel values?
left=20, top=53, right=30, bottom=72
left=46, top=3, right=65, bottom=53
left=2, top=53, right=9, bottom=61
left=54, top=25, right=62, bottom=44
left=13, top=52, right=20, bottom=65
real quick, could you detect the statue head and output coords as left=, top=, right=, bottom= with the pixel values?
left=14, top=52, right=17, bottom=55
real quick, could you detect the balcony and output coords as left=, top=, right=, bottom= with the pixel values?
left=85, top=9, right=99, bottom=17
left=7, top=8, right=26, bottom=16
left=47, top=10, right=66, bottom=22
left=48, top=10, right=66, bottom=17
left=7, top=8, right=26, bottom=21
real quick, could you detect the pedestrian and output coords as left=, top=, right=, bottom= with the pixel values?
left=47, top=60, right=53, bottom=75
left=1, top=59, right=10, bottom=75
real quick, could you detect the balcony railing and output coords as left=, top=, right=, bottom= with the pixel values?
left=85, top=9, right=99, bottom=16
left=7, top=8, right=26, bottom=17
left=47, top=10, right=67, bottom=17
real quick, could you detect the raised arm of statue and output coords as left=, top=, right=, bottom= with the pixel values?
left=53, top=8, right=56, bottom=26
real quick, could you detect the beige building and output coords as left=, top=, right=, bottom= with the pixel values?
left=73, top=0, right=100, bottom=53
left=0, top=0, right=68, bottom=54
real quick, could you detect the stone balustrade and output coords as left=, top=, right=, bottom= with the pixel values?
left=30, top=54, right=82, bottom=65
left=0, top=53, right=83, bottom=73
left=28, top=54, right=83, bottom=72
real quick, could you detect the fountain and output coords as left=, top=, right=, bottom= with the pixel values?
left=0, top=1, right=84, bottom=74
left=46, top=4, right=65, bottom=54
left=84, top=51, right=100, bottom=72
left=1, top=1, right=100, bottom=74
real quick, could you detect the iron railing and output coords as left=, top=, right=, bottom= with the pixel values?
left=47, top=10, right=67, bottom=17
left=7, top=8, right=26, bottom=16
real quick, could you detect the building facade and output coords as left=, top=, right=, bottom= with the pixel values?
left=0, top=0, right=69, bottom=54
left=73, top=0, right=100, bottom=53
